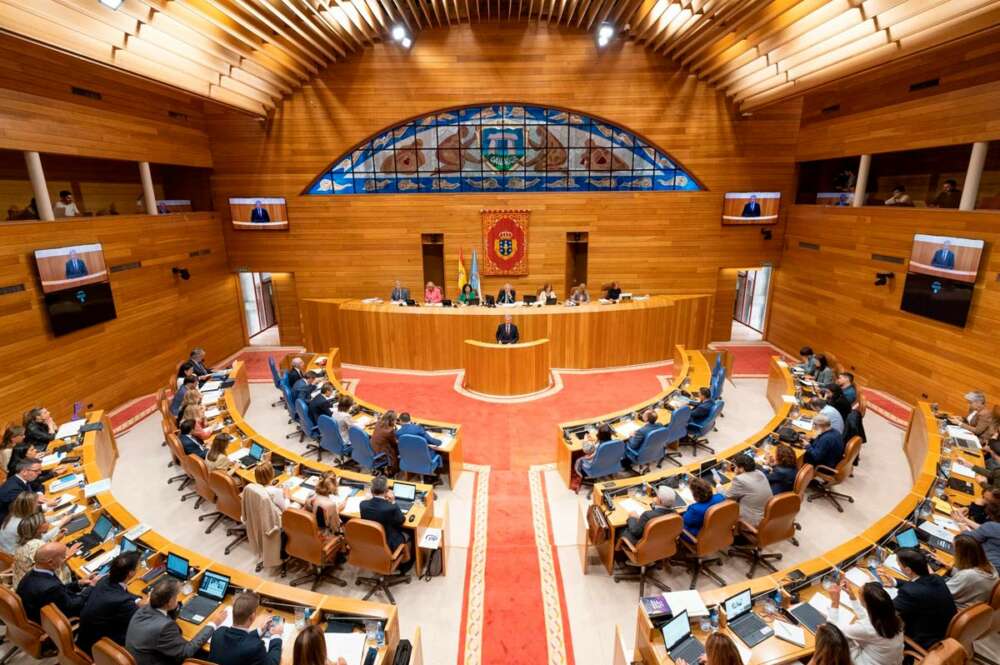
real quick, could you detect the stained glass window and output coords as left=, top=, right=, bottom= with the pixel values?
left=306, top=104, right=702, bottom=195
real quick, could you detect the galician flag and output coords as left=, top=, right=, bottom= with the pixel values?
left=457, top=248, right=468, bottom=293
left=469, top=249, right=481, bottom=294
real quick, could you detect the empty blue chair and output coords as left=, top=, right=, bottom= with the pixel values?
left=268, top=357, right=284, bottom=407
left=579, top=439, right=626, bottom=493
left=316, top=415, right=352, bottom=465
left=398, top=434, right=443, bottom=484
left=657, top=406, right=691, bottom=467
left=710, top=369, right=726, bottom=401
left=282, top=383, right=299, bottom=438
left=295, top=399, right=320, bottom=445
left=625, top=425, right=668, bottom=474
left=348, top=426, right=388, bottom=475
left=712, top=352, right=723, bottom=376
left=684, top=399, right=725, bottom=455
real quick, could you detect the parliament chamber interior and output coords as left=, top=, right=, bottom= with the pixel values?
left=1, top=2, right=1000, bottom=665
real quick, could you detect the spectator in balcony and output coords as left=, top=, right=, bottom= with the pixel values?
left=53, top=191, right=79, bottom=218
left=884, top=185, right=913, bottom=206
left=930, top=179, right=962, bottom=209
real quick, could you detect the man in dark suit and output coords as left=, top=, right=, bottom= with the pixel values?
left=689, top=387, right=715, bottom=421
left=803, top=414, right=844, bottom=470
left=390, top=280, right=410, bottom=303
left=126, top=577, right=224, bottom=665
left=188, top=348, right=211, bottom=379
left=77, top=552, right=141, bottom=652
left=171, top=376, right=197, bottom=417
left=359, top=476, right=413, bottom=572
left=208, top=591, right=282, bottom=665
left=889, top=548, right=957, bottom=649
left=396, top=412, right=441, bottom=448
left=741, top=194, right=761, bottom=217
left=931, top=240, right=956, bottom=269
left=308, top=383, right=335, bottom=423
left=626, top=410, right=660, bottom=456
left=16, top=542, right=94, bottom=623
left=624, top=486, right=677, bottom=544
left=178, top=420, right=205, bottom=459
left=285, top=357, right=305, bottom=389
left=0, top=460, right=44, bottom=521
left=292, top=371, right=320, bottom=407
left=250, top=201, right=270, bottom=224
left=496, top=283, right=516, bottom=304
left=495, top=314, right=519, bottom=344
left=64, top=250, right=89, bottom=279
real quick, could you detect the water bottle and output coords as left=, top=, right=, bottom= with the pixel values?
left=374, top=624, right=385, bottom=647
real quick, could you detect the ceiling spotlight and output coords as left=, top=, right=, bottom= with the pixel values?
left=597, top=35, right=610, bottom=47
left=598, top=24, right=614, bottom=40
left=99, top=0, right=124, bottom=8
left=401, top=37, right=412, bottom=49
left=392, top=25, right=406, bottom=41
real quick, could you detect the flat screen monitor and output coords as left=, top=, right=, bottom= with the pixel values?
left=900, top=234, right=984, bottom=328
left=34, top=243, right=117, bottom=337
left=34, top=243, right=109, bottom=294
left=722, top=192, right=780, bottom=225
left=229, top=197, right=288, bottom=230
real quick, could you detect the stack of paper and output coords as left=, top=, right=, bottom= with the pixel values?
left=792, top=418, right=814, bottom=431
left=84, top=478, right=112, bottom=498
left=615, top=421, right=641, bottom=438
left=337, top=486, right=355, bottom=500
left=228, top=448, right=250, bottom=462
left=122, top=524, right=151, bottom=541
left=919, top=520, right=956, bottom=543
left=619, top=498, right=648, bottom=515
left=41, top=452, right=65, bottom=467
left=202, top=380, right=222, bottom=392
left=883, top=553, right=904, bottom=575
left=343, top=495, right=365, bottom=515
left=55, top=419, right=87, bottom=440
left=323, top=633, right=367, bottom=665
left=951, top=463, right=977, bottom=479
left=205, top=407, right=221, bottom=420
left=292, top=487, right=314, bottom=504
left=934, top=515, right=960, bottom=532
left=663, top=590, right=709, bottom=617
left=844, top=567, right=875, bottom=587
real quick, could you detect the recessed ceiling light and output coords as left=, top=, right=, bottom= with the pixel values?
left=392, top=26, right=406, bottom=41
left=401, top=37, right=412, bottom=49
left=598, top=24, right=614, bottom=40
left=98, top=0, right=124, bottom=9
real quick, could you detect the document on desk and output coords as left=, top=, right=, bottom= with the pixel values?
left=919, top=520, right=955, bottom=542
left=663, top=590, right=709, bottom=618
left=618, top=498, right=648, bottom=516
left=807, top=592, right=855, bottom=622
left=735, top=636, right=753, bottom=664
left=947, top=426, right=981, bottom=446
left=205, top=407, right=221, bottom=420
left=844, top=567, right=875, bottom=587
left=55, top=419, right=87, bottom=440
left=614, top=421, right=641, bottom=438
left=337, top=486, right=356, bottom=500
left=343, top=495, right=365, bottom=515
left=202, top=392, right=220, bottom=406
left=84, top=478, right=112, bottom=498
left=324, top=633, right=367, bottom=665
left=882, top=553, right=904, bottom=575
left=781, top=395, right=799, bottom=404
left=951, top=462, right=976, bottom=479
left=292, top=487, right=314, bottom=504
left=353, top=414, right=374, bottom=428
left=202, top=380, right=223, bottom=392
left=50, top=474, right=81, bottom=493
left=773, top=620, right=806, bottom=647
left=791, top=418, right=814, bottom=431
left=41, top=452, right=65, bottom=467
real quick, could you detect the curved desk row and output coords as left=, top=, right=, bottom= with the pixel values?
left=50, top=411, right=405, bottom=665
left=299, top=295, right=712, bottom=371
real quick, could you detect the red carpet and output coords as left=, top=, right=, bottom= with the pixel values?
left=712, top=342, right=795, bottom=376
left=348, top=363, right=672, bottom=665
left=225, top=348, right=302, bottom=382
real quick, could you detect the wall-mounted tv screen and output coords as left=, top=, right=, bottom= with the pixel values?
left=722, top=192, right=780, bottom=225
left=900, top=234, right=985, bottom=328
left=229, top=197, right=288, bottom=230
left=33, top=244, right=117, bottom=337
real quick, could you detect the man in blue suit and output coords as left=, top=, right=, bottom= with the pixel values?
left=208, top=592, right=282, bottom=665
left=495, top=314, right=519, bottom=344
left=65, top=250, right=89, bottom=279
left=689, top=387, right=715, bottom=421
left=178, top=420, right=205, bottom=458
left=931, top=240, right=956, bottom=269
left=77, top=551, right=141, bottom=652
left=249, top=201, right=270, bottom=224
left=803, top=414, right=844, bottom=470
left=292, top=371, right=320, bottom=406
left=626, top=410, right=659, bottom=455
left=741, top=194, right=761, bottom=217
left=397, top=412, right=442, bottom=448
left=390, top=280, right=410, bottom=303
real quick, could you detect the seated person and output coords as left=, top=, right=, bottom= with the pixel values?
left=689, top=387, right=715, bottom=421
left=624, top=486, right=677, bottom=544
left=424, top=281, right=442, bottom=304
left=359, top=476, right=413, bottom=572
left=23, top=407, right=56, bottom=449
left=170, top=375, right=197, bottom=417
left=813, top=354, right=835, bottom=388
left=495, top=314, right=519, bottom=344
left=292, top=371, right=321, bottom=406
left=77, top=552, right=141, bottom=652
left=605, top=281, right=622, bottom=300
left=683, top=477, right=724, bottom=538
left=569, top=283, right=590, bottom=304
left=208, top=591, right=283, bottom=665
left=724, top=454, right=772, bottom=528
left=836, top=372, right=857, bottom=404
left=396, top=412, right=442, bottom=448
left=946, top=534, right=999, bottom=610
left=179, top=400, right=211, bottom=443
left=625, top=410, right=659, bottom=455
left=175, top=362, right=195, bottom=389
left=308, top=382, right=336, bottom=423
left=286, top=357, right=305, bottom=388
left=496, top=283, right=516, bottom=304
left=929, top=180, right=961, bottom=209
left=883, top=185, right=913, bottom=206
left=803, top=415, right=845, bottom=470
left=370, top=411, right=399, bottom=476
left=390, top=280, right=410, bottom=303
left=16, top=542, right=94, bottom=623
left=949, top=391, right=996, bottom=446
left=188, top=347, right=211, bottom=378
left=458, top=283, right=478, bottom=304
left=0, top=460, right=45, bottom=521
left=576, top=424, right=614, bottom=478
left=204, top=434, right=233, bottom=473
left=825, top=385, right=853, bottom=421
left=537, top=283, right=557, bottom=302
left=126, top=577, right=224, bottom=665
left=809, top=397, right=844, bottom=434
left=178, top=420, right=206, bottom=458
left=305, top=474, right=345, bottom=535
left=795, top=346, right=818, bottom=374
left=883, top=548, right=957, bottom=650
left=331, top=395, right=355, bottom=447
left=765, top=444, right=799, bottom=495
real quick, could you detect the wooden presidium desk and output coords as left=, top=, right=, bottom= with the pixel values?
left=463, top=338, right=552, bottom=397
left=48, top=411, right=407, bottom=665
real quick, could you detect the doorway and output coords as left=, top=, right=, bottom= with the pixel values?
left=422, top=233, right=445, bottom=297
left=238, top=272, right=279, bottom=345
left=711, top=266, right=772, bottom=342
left=565, top=232, right=588, bottom=297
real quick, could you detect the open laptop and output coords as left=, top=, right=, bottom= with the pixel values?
left=545, top=297, right=557, bottom=305
left=119, top=537, right=153, bottom=563
left=660, top=611, right=705, bottom=664
left=178, top=570, right=231, bottom=624
left=76, top=514, right=117, bottom=551
left=238, top=441, right=266, bottom=468
left=523, top=295, right=537, bottom=304
left=724, top=589, right=773, bottom=647
left=699, top=460, right=729, bottom=486
left=143, top=552, right=192, bottom=593
left=895, top=527, right=919, bottom=549
left=393, top=482, right=417, bottom=512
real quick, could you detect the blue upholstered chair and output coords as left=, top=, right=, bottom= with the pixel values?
left=348, top=426, right=388, bottom=475
left=625, top=426, right=668, bottom=474
left=282, top=383, right=300, bottom=438
left=683, top=399, right=725, bottom=455
left=578, top=439, right=626, bottom=495
left=657, top=406, right=691, bottom=467
left=398, top=434, right=442, bottom=484
left=316, top=415, right=352, bottom=465
left=295, top=399, right=320, bottom=446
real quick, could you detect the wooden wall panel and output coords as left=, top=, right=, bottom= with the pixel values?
left=0, top=36, right=212, bottom=167
left=207, top=24, right=800, bottom=341
left=767, top=205, right=1000, bottom=412
left=0, top=213, right=245, bottom=426
left=270, top=272, right=302, bottom=346
left=711, top=268, right=741, bottom=342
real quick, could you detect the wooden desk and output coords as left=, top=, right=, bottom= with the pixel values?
left=462, top=338, right=551, bottom=396
left=300, top=295, right=712, bottom=371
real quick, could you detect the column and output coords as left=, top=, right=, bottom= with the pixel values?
left=24, top=151, right=54, bottom=221
left=960, top=142, right=988, bottom=211
left=138, top=161, right=158, bottom=215
left=852, top=154, right=871, bottom=207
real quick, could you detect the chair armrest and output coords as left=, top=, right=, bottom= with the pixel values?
left=737, top=520, right=758, bottom=537
left=815, top=465, right=837, bottom=477
left=903, top=637, right=928, bottom=658
left=617, top=538, right=638, bottom=554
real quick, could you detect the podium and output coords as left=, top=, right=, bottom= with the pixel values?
left=462, top=338, right=552, bottom=397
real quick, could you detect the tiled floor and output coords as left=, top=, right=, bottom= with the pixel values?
left=249, top=326, right=280, bottom=346
left=730, top=320, right=763, bottom=341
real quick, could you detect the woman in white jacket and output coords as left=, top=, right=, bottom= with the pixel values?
left=947, top=534, right=998, bottom=609
left=828, top=579, right=905, bottom=665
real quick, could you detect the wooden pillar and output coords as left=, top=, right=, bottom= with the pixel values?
left=960, top=142, right=988, bottom=211
left=139, top=161, right=158, bottom=215
left=24, top=151, right=54, bottom=221
left=852, top=154, right=870, bottom=208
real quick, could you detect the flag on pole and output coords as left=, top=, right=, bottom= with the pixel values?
left=469, top=250, right=481, bottom=294
left=457, top=248, right=468, bottom=293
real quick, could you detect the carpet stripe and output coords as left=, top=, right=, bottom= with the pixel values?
left=529, top=464, right=571, bottom=664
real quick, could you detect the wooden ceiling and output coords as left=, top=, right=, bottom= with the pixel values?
left=1, top=0, right=998, bottom=117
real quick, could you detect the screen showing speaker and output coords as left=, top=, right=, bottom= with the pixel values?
left=34, top=243, right=117, bottom=337
left=722, top=192, right=780, bottom=225
left=229, top=197, right=288, bottom=230
left=900, top=234, right=984, bottom=328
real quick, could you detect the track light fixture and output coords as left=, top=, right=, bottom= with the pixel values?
left=597, top=23, right=614, bottom=47
left=391, top=25, right=412, bottom=48
left=99, top=0, right=124, bottom=9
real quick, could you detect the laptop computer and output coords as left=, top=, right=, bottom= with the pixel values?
left=895, top=527, right=919, bottom=549
left=238, top=441, right=266, bottom=468
left=788, top=602, right=826, bottom=634
left=393, top=482, right=417, bottom=512
left=546, top=297, right=558, bottom=305
left=77, top=514, right=117, bottom=551
left=523, top=295, right=537, bottom=304
left=119, top=537, right=153, bottom=562
left=441, top=299, right=452, bottom=307
left=916, top=527, right=955, bottom=554
left=178, top=570, right=231, bottom=624
left=660, top=611, right=705, bottom=664
left=724, top=589, right=773, bottom=647
left=143, top=552, right=192, bottom=593
left=484, top=295, right=496, bottom=306
left=699, top=460, right=729, bottom=486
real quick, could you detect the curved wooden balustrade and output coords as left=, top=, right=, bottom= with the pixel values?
left=462, top=338, right=552, bottom=396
